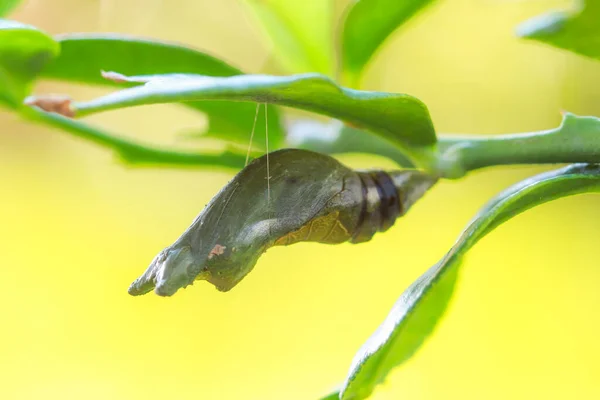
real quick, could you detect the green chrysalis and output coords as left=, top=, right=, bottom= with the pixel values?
left=129, top=149, right=437, bottom=296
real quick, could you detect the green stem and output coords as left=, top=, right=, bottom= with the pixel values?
left=437, top=113, right=600, bottom=178
left=295, top=113, right=600, bottom=178
left=21, top=107, right=247, bottom=169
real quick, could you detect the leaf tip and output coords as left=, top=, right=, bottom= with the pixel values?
left=515, top=11, right=567, bottom=38
left=101, top=70, right=129, bottom=83
left=559, top=110, right=577, bottom=123
left=24, top=94, right=75, bottom=118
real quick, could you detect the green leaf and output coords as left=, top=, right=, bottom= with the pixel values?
left=22, top=106, right=247, bottom=169
left=517, top=0, right=600, bottom=60
left=341, top=163, right=600, bottom=400
left=0, top=19, right=59, bottom=107
left=0, top=0, right=20, bottom=16
left=71, top=72, right=437, bottom=152
left=341, top=0, right=437, bottom=85
left=40, top=34, right=284, bottom=149
left=318, top=390, right=341, bottom=400
left=288, top=119, right=414, bottom=167
left=242, top=0, right=333, bottom=75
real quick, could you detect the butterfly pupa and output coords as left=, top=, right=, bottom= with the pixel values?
left=128, top=149, right=437, bottom=296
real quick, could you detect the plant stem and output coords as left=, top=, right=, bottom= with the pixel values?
left=437, top=113, right=600, bottom=178
left=21, top=107, right=247, bottom=169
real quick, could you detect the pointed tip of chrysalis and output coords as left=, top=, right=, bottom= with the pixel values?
left=392, top=170, right=438, bottom=214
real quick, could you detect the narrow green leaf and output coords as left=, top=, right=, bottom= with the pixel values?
left=242, top=0, right=333, bottom=75
left=40, top=34, right=284, bottom=149
left=22, top=106, right=247, bottom=169
left=341, top=163, right=600, bottom=400
left=517, top=0, right=600, bottom=60
left=71, top=72, right=437, bottom=150
left=0, top=0, right=20, bottom=16
left=341, top=0, right=437, bottom=84
left=43, top=34, right=240, bottom=83
left=0, top=19, right=59, bottom=107
left=319, top=390, right=341, bottom=400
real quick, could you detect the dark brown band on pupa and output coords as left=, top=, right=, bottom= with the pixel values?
left=371, top=171, right=402, bottom=231
left=351, top=170, right=402, bottom=243
left=352, top=173, right=370, bottom=242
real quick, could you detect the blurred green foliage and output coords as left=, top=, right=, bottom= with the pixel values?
left=0, top=0, right=18, bottom=17
left=518, top=0, right=600, bottom=61
left=340, top=0, right=437, bottom=86
left=0, top=19, right=58, bottom=106
left=243, top=0, right=333, bottom=75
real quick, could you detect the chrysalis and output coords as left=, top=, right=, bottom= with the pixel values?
left=129, top=149, right=437, bottom=296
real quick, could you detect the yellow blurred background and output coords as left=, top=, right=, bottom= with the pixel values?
left=2, top=0, right=600, bottom=399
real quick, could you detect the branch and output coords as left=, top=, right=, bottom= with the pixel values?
left=437, top=113, right=600, bottom=177
left=294, top=113, right=600, bottom=178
